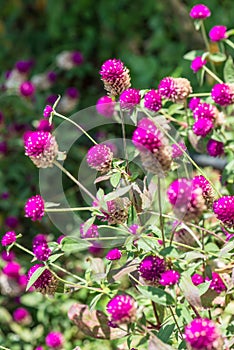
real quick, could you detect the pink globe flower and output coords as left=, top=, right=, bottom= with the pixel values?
left=43, top=105, right=53, bottom=118
left=172, top=142, right=186, bottom=158
left=5, top=216, right=19, bottom=229
left=191, top=56, right=207, bottom=73
left=19, top=81, right=35, bottom=97
left=37, top=119, right=53, bottom=132
left=167, top=178, right=193, bottom=207
left=159, top=270, right=180, bottom=286
left=189, top=97, right=201, bottom=111
left=139, top=255, right=166, bottom=283
left=45, top=331, right=64, bottom=349
left=80, top=223, right=99, bottom=239
left=184, top=318, right=221, bottom=350
left=132, top=118, right=163, bottom=153
left=209, top=25, right=227, bottom=42
left=15, top=60, right=33, bottom=74
left=106, top=294, right=136, bottom=324
left=193, top=103, right=217, bottom=121
left=206, top=272, right=226, bottom=294
left=191, top=273, right=204, bottom=286
left=190, top=4, right=211, bottom=19
left=1, top=250, right=15, bottom=262
left=158, top=77, right=192, bottom=103
left=96, top=96, right=115, bottom=118
left=120, top=88, right=141, bottom=111
left=87, top=144, right=113, bottom=173
left=3, top=262, right=21, bottom=278
left=213, top=196, right=234, bottom=228
left=211, top=83, right=234, bottom=106
left=193, top=118, right=213, bottom=137
left=13, top=307, right=30, bottom=323
left=207, top=139, right=224, bottom=157
left=66, top=87, right=79, bottom=99
left=106, top=248, right=122, bottom=260
left=27, top=264, right=57, bottom=294
left=33, top=243, right=51, bottom=261
left=144, top=89, right=162, bottom=112
left=24, top=195, right=45, bottom=221
left=33, top=234, right=47, bottom=249
left=1, top=231, right=16, bottom=246
left=71, top=51, right=84, bottom=65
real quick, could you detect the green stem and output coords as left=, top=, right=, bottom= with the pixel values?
left=225, top=39, right=234, bottom=50
left=119, top=108, right=129, bottom=168
left=54, top=160, right=96, bottom=201
left=151, top=301, right=161, bottom=328
left=54, top=111, right=97, bottom=145
left=200, top=21, right=210, bottom=52
left=45, top=207, right=94, bottom=212
left=203, top=66, right=223, bottom=84
left=15, top=243, right=34, bottom=256
left=189, top=93, right=210, bottom=97
left=157, top=177, right=165, bottom=248
left=168, top=306, right=183, bottom=339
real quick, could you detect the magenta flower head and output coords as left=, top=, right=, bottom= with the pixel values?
left=47, top=71, right=57, bottom=83
left=172, top=142, right=186, bottom=159
left=106, top=248, right=122, bottom=260
left=45, top=331, right=64, bottom=349
left=159, top=270, right=180, bottom=286
left=193, top=103, right=217, bottom=121
left=33, top=234, right=47, bottom=249
left=87, top=144, right=113, bottom=173
left=119, top=88, right=141, bottom=111
left=206, top=272, right=226, bottom=294
left=15, top=60, right=33, bottom=74
left=190, top=4, right=211, bottom=19
left=71, top=51, right=84, bottom=65
left=99, top=58, right=131, bottom=96
left=139, top=255, right=166, bottom=283
left=193, top=118, right=213, bottom=137
left=1, top=250, right=15, bottom=262
left=189, top=97, right=201, bottom=111
left=207, top=139, right=224, bottom=157
left=80, top=222, right=99, bottom=239
left=96, top=96, right=115, bottom=118
left=93, top=197, right=131, bottom=225
left=106, top=294, right=136, bottom=324
left=211, top=83, right=234, bottom=106
left=37, top=119, right=53, bottom=133
left=1, top=231, right=16, bottom=246
left=132, top=118, right=163, bottom=153
left=158, top=77, right=192, bottom=103
left=19, top=81, right=35, bottom=97
left=3, top=262, right=21, bottom=278
left=144, top=89, right=162, bottom=112
left=184, top=318, right=221, bottom=350
left=43, top=105, right=54, bottom=118
left=13, top=307, right=30, bottom=323
left=24, top=131, right=58, bottom=168
left=27, top=264, right=57, bottom=294
left=66, top=87, right=79, bottom=99
left=209, top=25, right=227, bottom=42
left=191, top=273, right=204, bottom=286
left=24, top=195, right=45, bottom=221
left=191, top=56, right=207, bottom=73
left=33, top=243, right=51, bottom=261
left=213, top=196, right=234, bottom=228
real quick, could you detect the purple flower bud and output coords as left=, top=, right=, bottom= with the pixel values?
left=189, top=4, right=211, bottom=19
left=1, top=231, right=17, bottom=246
left=106, top=248, right=122, bottom=260
left=209, top=25, right=227, bottom=42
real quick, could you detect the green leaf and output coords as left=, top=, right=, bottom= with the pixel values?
left=61, top=237, right=91, bottom=253
left=224, top=56, right=234, bottom=83
left=219, top=240, right=234, bottom=258
left=209, top=52, right=226, bottom=63
left=48, top=253, right=64, bottom=263
left=26, top=266, right=46, bottom=291
left=168, top=104, right=184, bottom=115
left=194, top=20, right=202, bottom=31
left=157, top=323, right=175, bottom=343
left=105, top=185, right=131, bottom=201
left=197, top=281, right=211, bottom=296
left=183, top=50, right=203, bottom=61
left=110, top=172, right=121, bottom=188
left=179, top=274, right=202, bottom=308
left=137, top=285, right=175, bottom=306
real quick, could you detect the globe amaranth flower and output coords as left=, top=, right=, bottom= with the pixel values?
left=191, top=56, right=207, bottom=73
left=80, top=222, right=99, bottom=239
left=193, top=175, right=215, bottom=208
left=106, top=248, right=122, bottom=260
left=211, top=83, right=234, bottom=106
left=189, top=97, right=201, bottom=111
left=99, top=58, right=131, bottom=96
left=209, top=25, right=227, bottom=42
left=184, top=318, right=221, bottom=350
left=33, top=243, right=51, bottom=261
left=45, top=331, right=64, bottom=349
left=94, top=197, right=131, bottom=225
left=207, top=139, right=224, bottom=157
left=191, top=272, right=226, bottom=294
left=213, top=196, right=234, bottom=228
left=19, top=81, right=35, bottom=97
left=96, top=96, right=115, bottom=118
left=24, top=195, right=45, bottom=221
left=1, top=231, right=16, bottom=246
left=87, top=144, right=113, bottom=173
left=193, top=118, right=213, bottom=137
left=13, top=307, right=31, bottom=324
left=56, top=50, right=83, bottom=70
left=193, top=103, right=218, bottom=121
left=139, top=255, right=166, bottom=284
left=144, top=89, right=162, bottom=112
left=3, top=262, right=21, bottom=278
left=191, top=273, right=204, bottom=286
left=189, top=4, right=211, bottom=19
left=1, top=250, right=15, bottom=262
left=159, top=270, right=180, bottom=286
left=106, top=294, right=137, bottom=324
left=27, top=264, right=58, bottom=295
left=119, top=88, right=141, bottom=111
left=24, top=131, right=58, bottom=168
left=158, top=77, right=192, bottom=103
left=71, top=51, right=84, bottom=65
left=37, top=119, right=53, bottom=133
left=172, top=142, right=186, bottom=159
left=15, top=60, right=33, bottom=74
left=43, top=105, right=54, bottom=118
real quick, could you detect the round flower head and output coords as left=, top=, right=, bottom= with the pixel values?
left=189, top=97, right=201, bottom=111
left=193, top=175, right=214, bottom=207
left=158, top=77, right=192, bottom=103
left=45, top=331, right=64, bottom=349
left=206, top=272, right=226, bottom=294
left=96, top=96, right=115, bottom=118
left=191, top=273, right=204, bottom=286
left=99, top=58, right=131, bottom=96
left=43, top=105, right=53, bottom=118
left=66, top=87, right=79, bottom=99
left=159, top=270, right=180, bottom=286
left=172, top=142, right=186, bottom=159
left=33, top=243, right=51, bottom=261
left=193, top=118, right=213, bottom=137
left=47, top=71, right=57, bottom=83
left=24, top=195, right=45, bottom=221
left=33, top=234, right=47, bottom=249
left=3, top=262, right=21, bottom=278
left=211, top=83, right=234, bottom=106
left=1, top=231, right=16, bottom=246
left=167, top=178, right=193, bottom=207
left=80, top=223, right=99, bottom=239
left=191, top=56, right=207, bottom=73
left=190, top=4, right=211, bottom=19
left=15, top=60, right=33, bottom=74
left=71, top=50, right=84, bottom=65
left=132, top=118, right=163, bottom=153
left=209, top=25, right=227, bottom=42
left=139, top=255, right=166, bottom=283
left=119, top=88, right=141, bottom=111
left=37, top=119, right=53, bottom=133
left=106, top=248, right=122, bottom=260
left=13, top=307, right=30, bottom=323
left=87, top=144, right=113, bottom=173
left=106, top=294, right=136, bottom=324
left=144, top=89, right=162, bottom=112
left=207, top=139, right=224, bottom=157
left=27, top=264, right=57, bottom=295
left=1, top=250, right=15, bottom=262
left=94, top=197, right=131, bottom=225
left=19, top=81, right=35, bottom=97
left=213, top=196, right=234, bottom=228
left=193, top=103, right=217, bottom=121
left=5, top=216, right=18, bottom=229
left=184, top=318, right=221, bottom=350
left=24, top=131, right=58, bottom=168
